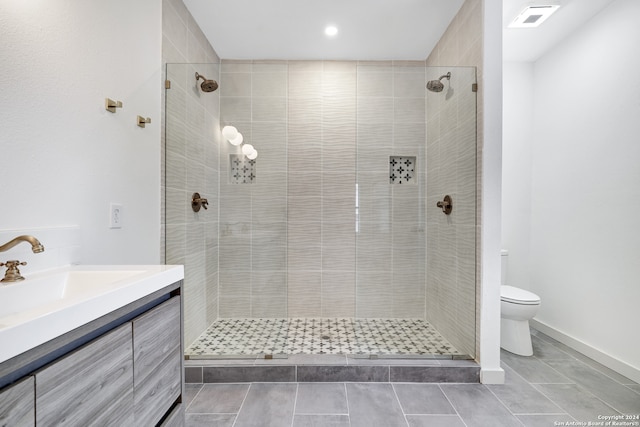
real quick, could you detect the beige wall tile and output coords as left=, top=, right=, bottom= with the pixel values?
left=221, top=72, right=251, bottom=97
left=288, top=271, right=322, bottom=317
left=358, top=72, right=393, bottom=98
left=322, top=271, right=356, bottom=317
left=252, top=72, right=287, bottom=97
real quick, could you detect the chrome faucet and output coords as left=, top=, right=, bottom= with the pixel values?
left=0, top=235, right=45, bottom=282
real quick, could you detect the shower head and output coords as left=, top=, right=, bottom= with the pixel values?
left=426, top=72, right=451, bottom=93
left=195, top=72, right=218, bottom=92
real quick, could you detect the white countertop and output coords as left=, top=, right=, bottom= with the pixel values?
left=0, top=264, right=184, bottom=364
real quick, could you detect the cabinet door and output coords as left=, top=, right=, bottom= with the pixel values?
left=0, top=376, right=34, bottom=427
left=36, top=323, right=134, bottom=426
left=133, top=296, right=181, bottom=425
left=160, top=403, right=184, bottom=427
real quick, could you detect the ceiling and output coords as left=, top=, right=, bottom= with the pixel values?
left=184, top=0, right=465, bottom=60
left=184, top=0, right=616, bottom=62
left=503, top=0, right=616, bottom=62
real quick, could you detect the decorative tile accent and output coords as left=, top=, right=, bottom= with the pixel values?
left=230, top=154, right=256, bottom=184
left=389, top=156, right=416, bottom=184
left=185, top=318, right=461, bottom=357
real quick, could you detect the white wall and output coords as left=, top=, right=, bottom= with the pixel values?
left=0, top=1, right=162, bottom=265
left=480, top=0, right=505, bottom=384
left=502, top=61, right=533, bottom=289
left=503, top=0, right=640, bottom=380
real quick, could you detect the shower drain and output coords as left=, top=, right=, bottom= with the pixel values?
left=321, top=335, right=330, bottom=340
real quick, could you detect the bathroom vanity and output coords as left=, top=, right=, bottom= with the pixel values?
left=0, top=265, right=184, bottom=426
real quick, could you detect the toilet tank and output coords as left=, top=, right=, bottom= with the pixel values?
left=501, top=250, right=508, bottom=286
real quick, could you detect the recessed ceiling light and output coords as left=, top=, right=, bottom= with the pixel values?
left=324, top=25, right=338, bottom=37
left=508, top=5, right=560, bottom=28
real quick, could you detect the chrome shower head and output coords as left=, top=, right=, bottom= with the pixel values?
left=426, top=72, right=451, bottom=93
left=195, top=72, right=218, bottom=92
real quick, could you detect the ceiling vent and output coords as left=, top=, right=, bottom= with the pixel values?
left=508, top=5, right=560, bottom=28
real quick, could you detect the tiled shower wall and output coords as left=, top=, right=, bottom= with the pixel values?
left=355, top=62, right=426, bottom=318
left=426, top=0, right=482, bottom=359
left=218, top=60, right=427, bottom=319
left=425, top=66, right=477, bottom=358
left=162, top=0, right=221, bottom=346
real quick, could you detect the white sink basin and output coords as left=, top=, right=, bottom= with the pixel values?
left=0, top=270, right=145, bottom=318
left=0, top=265, right=184, bottom=363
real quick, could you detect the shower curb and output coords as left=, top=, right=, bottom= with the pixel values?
left=184, top=358, right=480, bottom=384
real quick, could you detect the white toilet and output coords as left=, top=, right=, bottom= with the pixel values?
left=500, top=250, right=541, bottom=356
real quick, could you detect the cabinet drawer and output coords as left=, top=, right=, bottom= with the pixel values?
left=135, top=347, right=181, bottom=425
left=133, top=296, right=181, bottom=425
left=133, top=296, right=181, bottom=381
left=0, top=376, right=34, bottom=427
left=160, top=402, right=184, bottom=427
left=35, top=323, right=134, bottom=426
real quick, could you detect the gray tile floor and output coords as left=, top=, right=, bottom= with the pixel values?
left=184, top=330, right=640, bottom=427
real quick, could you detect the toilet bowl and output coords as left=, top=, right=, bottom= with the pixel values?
left=500, top=251, right=541, bottom=356
left=500, top=285, right=540, bottom=356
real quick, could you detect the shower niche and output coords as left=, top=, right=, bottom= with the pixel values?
left=389, top=156, right=417, bottom=184
left=164, top=62, right=477, bottom=361
left=229, top=155, right=256, bottom=184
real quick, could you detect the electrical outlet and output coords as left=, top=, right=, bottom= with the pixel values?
left=109, top=203, right=123, bottom=229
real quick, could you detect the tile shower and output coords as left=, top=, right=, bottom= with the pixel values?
left=164, top=60, right=477, bottom=360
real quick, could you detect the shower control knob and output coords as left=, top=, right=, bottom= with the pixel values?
left=191, top=192, right=208, bottom=212
left=436, top=195, right=453, bottom=215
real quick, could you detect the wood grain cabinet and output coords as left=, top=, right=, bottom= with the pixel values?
left=35, top=323, right=134, bottom=426
left=133, top=296, right=181, bottom=425
left=0, top=376, right=34, bottom=427
left=0, top=288, right=183, bottom=427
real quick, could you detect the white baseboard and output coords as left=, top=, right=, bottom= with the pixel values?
left=530, top=319, right=640, bottom=384
left=480, top=367, right=505, bottom=384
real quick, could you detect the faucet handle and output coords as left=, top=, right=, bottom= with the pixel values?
left=191, top=192, right=209, bottom=212
left=1, top=260, right=27, bottom=282
left=0, top=260, right=27, bottom=268
left=436, top=195, right=453, bottom=215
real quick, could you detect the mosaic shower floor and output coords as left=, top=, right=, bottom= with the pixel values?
left=185, top=318, right=463, bottom=358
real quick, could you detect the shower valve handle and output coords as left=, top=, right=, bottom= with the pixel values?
left=191, top=192, right=208, bottom=212
left=436, top=195, right=453, bottom=215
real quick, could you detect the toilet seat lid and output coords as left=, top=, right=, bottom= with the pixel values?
left=501, top=286, right=540, bottom=304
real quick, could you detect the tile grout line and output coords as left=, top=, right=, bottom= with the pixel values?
left=343, top=382, right=352, bottom=425
left=531, top=352, right=634, bottom=415
left=289, top=383, right=299, bottom=427
left=438, top=384, right=470, bottom=427
left=536, top=339, right=638, bottom=388
left=483, top=383, right=535, bottom=426
left=502, top=352, right=582, bottom=422
left=390, top=383, right=410, bottom=427
left=527, top=382, right=583, bottom=422
left=498, top=362, right=578, bottom=420
left=532, top=331, right=636, bottom=386
left=183, top=383, right=204, bottom=414
left=230, top=382, right=252, bottom=427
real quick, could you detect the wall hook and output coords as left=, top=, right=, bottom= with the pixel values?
left=137, top=116, right=151, bottom=128
left=105, top=98, right=123, bottom=113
